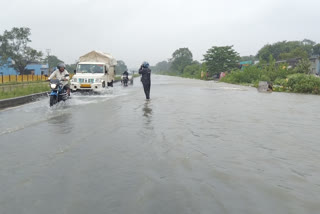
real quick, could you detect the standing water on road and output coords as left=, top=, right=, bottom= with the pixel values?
left=0, top=75, right=319, bottom=214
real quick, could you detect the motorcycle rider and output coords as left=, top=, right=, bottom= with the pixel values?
left=123, top=70, right=129, bottom=76
left=122, top=70, right=129, bottom=86
left=48, top=63, right=70, bottom=96
left=139, top=62, right=151, bottom=100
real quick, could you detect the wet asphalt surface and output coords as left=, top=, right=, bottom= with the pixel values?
left=0, top=75, right=320, bottom=214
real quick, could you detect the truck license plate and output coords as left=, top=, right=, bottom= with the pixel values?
left=80, top=84, right=91, bottom=88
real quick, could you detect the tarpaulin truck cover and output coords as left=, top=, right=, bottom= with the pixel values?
left=78, top=50, right=117, bottom=66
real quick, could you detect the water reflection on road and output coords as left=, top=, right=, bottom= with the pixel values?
left=142, top=101, right=152, bottom=118
left=0, top=75, right=320, bottom=214
left=142, top=101, right=153, bottom=129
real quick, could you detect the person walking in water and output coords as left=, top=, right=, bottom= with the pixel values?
left=139, top=62, right=151, bottom=100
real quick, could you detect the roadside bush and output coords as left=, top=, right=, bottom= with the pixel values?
left=287, top=74, right=320, bottom=94
left=274, top=78, right=288, bottom=87
left=266, top=67, right=292, bottom=82
left=273, top=78, right=288, bottom=92
left=221, top=62, right=303, bottom=87
left=260, top=74, right=271, bottom=82
left=182, top=64, right=202, bottom=79
left=221, top=66, right=264, bottom=84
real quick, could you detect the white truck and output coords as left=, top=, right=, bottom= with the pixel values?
left=70, top=50, right=117, bottom=92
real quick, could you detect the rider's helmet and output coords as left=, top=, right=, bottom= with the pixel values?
left=57, top=63, right=65, bottom=71
left=142, top=61, right=149, bottom=68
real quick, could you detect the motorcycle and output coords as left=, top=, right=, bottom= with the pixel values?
left=49, top=74, right=70, bottom=107
left=121, top=74, right=129, bottom=87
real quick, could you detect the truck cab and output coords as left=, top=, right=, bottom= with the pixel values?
left=70, top=51, right=117, bottom=92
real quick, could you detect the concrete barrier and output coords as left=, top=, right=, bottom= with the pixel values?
left=258, top=81, right=273, bottom=93
left=0, top=92, right=49, bottom=110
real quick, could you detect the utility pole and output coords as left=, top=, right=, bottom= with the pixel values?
left=46, top=49, right=51, bottom=74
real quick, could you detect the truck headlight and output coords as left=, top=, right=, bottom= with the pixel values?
left=70, top=78, right=77, bottom=82
left=95, top=78, right=102, bottom=83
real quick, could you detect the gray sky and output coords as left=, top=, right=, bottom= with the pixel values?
left=1, top=0, right=320, bottom=68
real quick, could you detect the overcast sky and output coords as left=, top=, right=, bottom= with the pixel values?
left=1, top=0, right=320, bottom=68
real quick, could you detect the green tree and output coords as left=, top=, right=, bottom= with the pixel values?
left=183, top=63, right=201, bottom=77
left=44, top=55, right=64, bottom=71
left=115, top=60, right=127, bottom=74
left=302, top=39, right=316, bottom=46
left=66, top=64, right=77, bottom=74
left=257, top=39, right=315, bottom=61
left=203, top=46, right=240, bottom=76
left=170, top=48, right=193, bottom=73
left=267, top=54, right=276, bottom=72
left=0, top=27, right=43, bottom=74
left=312, top=44, right=320, bottom=56
left=152, top=60, right=171, bottom=73
left=279, top=47, right=308, bottom=60
left=240, top=55, right=257, bottom=62
left=201, top=63, right=208, bottom=79
left=294, top=59, right=311, bottom=74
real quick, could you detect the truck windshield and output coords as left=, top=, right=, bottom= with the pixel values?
left=77, top=64, right=104, bottom=73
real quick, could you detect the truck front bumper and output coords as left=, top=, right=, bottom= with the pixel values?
left=71, top=82, right=104, bottom=92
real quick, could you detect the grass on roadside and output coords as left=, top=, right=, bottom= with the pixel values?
left=0, top=83, right=50, bottom=100
left=0, top=80, right=48, bottom=86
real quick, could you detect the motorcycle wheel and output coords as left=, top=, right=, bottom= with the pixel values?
left=50, top=96, right=58, bottom=107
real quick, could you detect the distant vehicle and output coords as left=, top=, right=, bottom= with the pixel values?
left=121, top=70, right=134, bottom=86
left=70, top=51, right=117, bottom=92
left=121, top=74, right=129, bottom=86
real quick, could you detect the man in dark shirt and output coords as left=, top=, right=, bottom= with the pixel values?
left=139, top=62, right=151, bottom=100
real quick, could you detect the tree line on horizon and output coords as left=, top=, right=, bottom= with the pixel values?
left=151, top=39, right=320, bottom=79
left=1, top=27, right=320, bottom=78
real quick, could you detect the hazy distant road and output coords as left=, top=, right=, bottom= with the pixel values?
left=1, top=75, right=319, bottom=214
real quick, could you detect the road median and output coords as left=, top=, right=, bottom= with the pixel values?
left=0, top=92, right=48, bottom=110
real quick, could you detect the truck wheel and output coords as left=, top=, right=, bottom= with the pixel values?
left=108, top=80, right=113, bottom=87
left=102, top=81, right=105, bottom=88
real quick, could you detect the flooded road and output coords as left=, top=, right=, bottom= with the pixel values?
left=0, top=75, right=319, bottom=214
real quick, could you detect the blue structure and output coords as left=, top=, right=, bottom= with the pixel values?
left=0, top=57, right=48, bottom=75
left=0, top=64, right=19, bottom=75
left=0, top=57, right=19, bottom=75
left=239, top=60, right=254, bottom=70
left=24, top=64, right=49, bottom=75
